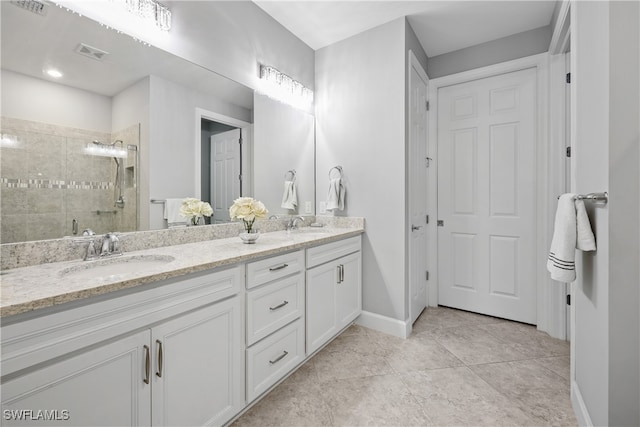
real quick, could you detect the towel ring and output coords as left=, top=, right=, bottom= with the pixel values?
left=285, top=170, right=296, bottom=181
left=329, top=165, right=343, bottom=179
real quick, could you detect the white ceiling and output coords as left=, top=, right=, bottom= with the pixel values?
left=253, top=1, right=557, bottom=56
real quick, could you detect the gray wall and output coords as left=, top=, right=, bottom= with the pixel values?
left=427, top=25, right=552, bottom=78
left=316, top=18, right=407, bottom=322
left=608, top=1, right=639, bottom=424
left=572, top=1, right=640, bottom=425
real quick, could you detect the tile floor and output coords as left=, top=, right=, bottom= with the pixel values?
left=232, top=306, right=576, bottom=427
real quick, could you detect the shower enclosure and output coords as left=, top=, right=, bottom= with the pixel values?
left=0, top=117, right=140, bottom=243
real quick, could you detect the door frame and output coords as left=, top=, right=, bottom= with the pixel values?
left=407, top=49, right=430, bottom=326
left=194, top=108, right=252, bottom=200
left=427, top=53, right=564, bottom=337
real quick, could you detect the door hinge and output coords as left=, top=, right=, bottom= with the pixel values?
left=426, top=215, right=429, bottom=224
left=566, top=73, right=571, bottom=84
left=426, top=101, right=430, bottom=111
left=426, top=271, right=430, bottom=281
left=239, top=174, right=243, bottom=181
left=566, top=146, right=571, bottom=158
left=437, top=220, right=444, bottom=227
left=566, top=294, right=571, bottom=306
left=425, top=157, right=432, bottom=168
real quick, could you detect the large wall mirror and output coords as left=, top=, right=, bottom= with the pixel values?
left=0, top=2, right=315, bottom=243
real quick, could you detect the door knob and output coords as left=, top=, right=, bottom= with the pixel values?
left=411, top=225, right=422, bottom=231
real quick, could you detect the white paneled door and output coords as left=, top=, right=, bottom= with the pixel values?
left=211, top=129, right=241, bottom=222
left=409, top=52, right=429, bottom=325
left=437, top=68, right=537, bottom=324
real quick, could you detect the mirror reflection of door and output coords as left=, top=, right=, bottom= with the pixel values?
left=201, top=119, right=241, bottom=223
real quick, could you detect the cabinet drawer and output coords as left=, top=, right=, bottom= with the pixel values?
left=306, top=235, right=361, bottom=268
left=246, top=318, right=305, bottom=402
left=247, top=273, right=304, bottom=346
left=246, top=250, right=304, bottom=289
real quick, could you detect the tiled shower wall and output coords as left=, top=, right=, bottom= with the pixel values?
left=0, top=117, right=139, bottom=244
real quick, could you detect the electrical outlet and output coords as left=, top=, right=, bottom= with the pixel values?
left=305, top=201, right=312, bottom=214
left=319, top=201, right=327, bottom=214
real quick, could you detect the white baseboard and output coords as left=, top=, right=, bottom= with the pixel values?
left=571, top=380, right=593, bottom=426
left=356, top=311, right=411, bottom=338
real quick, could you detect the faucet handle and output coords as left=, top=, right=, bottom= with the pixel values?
left=82, top=228, right=95, bottom=236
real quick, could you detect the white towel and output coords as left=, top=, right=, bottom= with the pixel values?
left=164, top=198, right=187, bottom=228
left=547, top=193, right=597, bottom=282
left=326, top=178, right=345, bottom=211
left=281, top=180, right=298, bottom=210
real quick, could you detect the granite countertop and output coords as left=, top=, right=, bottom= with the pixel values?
left=0, top=226, right=364, bottom=318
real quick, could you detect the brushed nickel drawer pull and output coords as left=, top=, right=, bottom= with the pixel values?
left=269, top=350, right=289, bottom=365
left=269, top=264, right=288, bottom=271
left=340, top=264, right=344, bottom=283
left=156, top=340, right=163, bottom=378
left=269, top=300, right=289, bottom=311
left=143, top=345, right=150, bottom=384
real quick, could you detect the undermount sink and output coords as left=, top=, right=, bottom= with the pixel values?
left=60, top=254, right=175, bottom=280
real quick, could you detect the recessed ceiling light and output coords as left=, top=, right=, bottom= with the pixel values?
left=46, top=69, right=63, bottom=78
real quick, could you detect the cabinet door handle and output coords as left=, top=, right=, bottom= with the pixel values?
left=269, top=300, right=289, bottom=311
left=269, top=350, right=289, bottom=365
left=340, top=264, right=345, bottom=283
left=143, top=345, right=150, bottom=385
left=156, top=340, right=163, bottom=378
left=269, top=263, right=288, bottom=271
left=336, top=265, right=341, bottom=283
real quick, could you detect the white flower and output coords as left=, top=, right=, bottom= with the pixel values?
left=229, top=197, right=269, bottom=221
left=180, top=198, right=213, bottom=218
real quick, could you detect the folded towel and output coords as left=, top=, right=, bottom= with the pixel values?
left=547, top=193, right=597, bottom=282
left=326, top=178, right=345, bottom=211
left=281, top=180, right=298, bottom=210
left=164, top=198, right=187, bottom=228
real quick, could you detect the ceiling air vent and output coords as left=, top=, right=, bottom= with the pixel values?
left=10, top=0, right=49, bottom=16
left=74, top=43, right=110, bottom=62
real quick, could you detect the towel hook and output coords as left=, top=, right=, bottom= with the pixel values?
left=285, top=170, right=296, bottom=181
left=329, top=165, right=343, bottom=179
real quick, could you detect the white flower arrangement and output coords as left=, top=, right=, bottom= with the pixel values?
left=180, top=198, right=213, bottom=225
left=229, top=197, right=268, bottom=233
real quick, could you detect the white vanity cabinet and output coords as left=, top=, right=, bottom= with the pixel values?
left=245, top=250, right=306, bottom=403
left=1, top=266, right=244, bottom=427
left=306, top=236, right=362, bottom=355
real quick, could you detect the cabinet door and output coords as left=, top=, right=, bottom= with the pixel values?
left=151, top=296, right=243, bottom=427
left=306, top=260, right=339, bottom=355
left=1, top=330, right=151, bottom=427
left=336, top=251, right=362, bottom=329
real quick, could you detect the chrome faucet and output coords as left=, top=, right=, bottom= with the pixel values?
left=101, top=232, right=120, bottom=256
left=288, top=216, right=305, bottom=230
left=74, top=230, right=122, bottom=261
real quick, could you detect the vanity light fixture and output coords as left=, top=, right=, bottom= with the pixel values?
left=0, top=134, right=21, bottom=148
left=259, top=65, right=314, bottom=108
left=113, top=0, right=172, bottom=32
left=84, top=140, right=128, bottom=158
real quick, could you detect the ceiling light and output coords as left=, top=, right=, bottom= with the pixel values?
left=46, top=69, right=63, bottom=78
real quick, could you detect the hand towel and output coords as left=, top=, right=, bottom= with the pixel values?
left=164, top=198, right=187, bottom=228
left=281, top=180, right=298, bottom=210
left=326, top=178, right=345, bottom=211
left=547, top=194, right=597, bottom=282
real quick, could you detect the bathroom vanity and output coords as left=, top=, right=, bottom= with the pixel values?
left=0, top=224, right=363, bottom=426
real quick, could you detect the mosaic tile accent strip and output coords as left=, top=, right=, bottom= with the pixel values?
left=1, top=178, right=114, bottom=190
